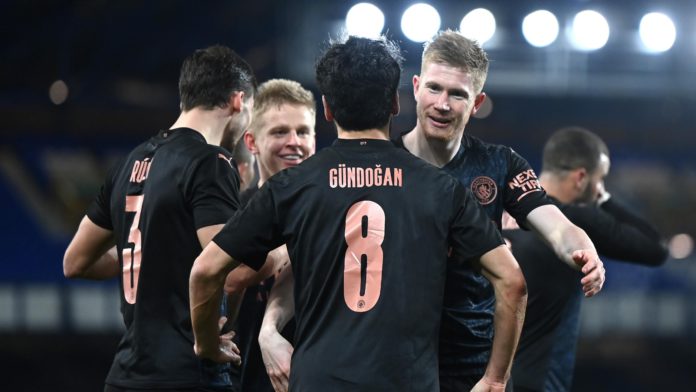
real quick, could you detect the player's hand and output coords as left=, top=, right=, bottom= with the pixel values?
left=470, top=377, right=506, bottom=392
left=259, top=326, right=293, bottom=392
left=573, top=249, right=605, bottom=297
left=193, top=316, right=241, bottom=365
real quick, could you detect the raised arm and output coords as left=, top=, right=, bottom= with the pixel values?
left=526, top=204, right=605, bottom=297
left=259, top=261, right=295, bottom=392
left=63, top=216, right=119, bottom=280
left=472, top=245, right=527, bottom=392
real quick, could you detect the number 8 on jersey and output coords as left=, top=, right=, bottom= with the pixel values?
left=343, top=200, right=385, bottom=312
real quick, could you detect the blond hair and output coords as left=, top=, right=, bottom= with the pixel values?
left=421, top=29, right=489, bottom=94
left=248, top=79, right=316, bottom=135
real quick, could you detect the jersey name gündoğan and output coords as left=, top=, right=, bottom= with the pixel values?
left=213, top=138, right=504, bottom=391
left=87, top=128, right=239, bottom=390
left=394, top=132, right=550, bottom=377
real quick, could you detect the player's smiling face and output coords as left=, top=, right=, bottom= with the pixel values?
left=252, top=103, right=316, bottom=178
left=414, top=62, right=484, bottom=142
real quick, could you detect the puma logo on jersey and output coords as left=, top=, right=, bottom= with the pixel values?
left=218, top=153, right=234, bottom=168
left=130, top=158, right=153, bottom=183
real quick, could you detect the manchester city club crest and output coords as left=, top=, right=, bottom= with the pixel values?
left=471, top=176, right=497, bottom=205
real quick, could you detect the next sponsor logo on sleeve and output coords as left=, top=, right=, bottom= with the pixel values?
left=508, top=169, right=543, bottom=201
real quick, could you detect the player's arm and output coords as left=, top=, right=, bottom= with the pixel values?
left=526, top=204, right=605, bottom=297
left=259, top=261, right=295, bottom=392
left=63, top=216, right=119, bottom=280
left=588, top=194, right=668, bottom=265
left=472, top=245, right=527, bottom=391
left=223, top=245, right=289, bottom=325
left=190, top=240, right=242, bottom=364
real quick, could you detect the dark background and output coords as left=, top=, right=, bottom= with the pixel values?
left=1, top=1, right=695, bottom=390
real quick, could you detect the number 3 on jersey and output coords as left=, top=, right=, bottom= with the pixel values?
left=123, top=194, right=144, bottom=304
left=343, top=200, right=385, bottom=312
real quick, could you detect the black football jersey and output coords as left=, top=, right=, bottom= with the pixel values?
left=213, top=138, right=503, bottom=391
left=229, top=184, right=282, bottom=392
left=506, top=197, right=667, bottom=391
left=87, top=128, right=240, bottom=389
left=394, top=131, right=551, bottom=378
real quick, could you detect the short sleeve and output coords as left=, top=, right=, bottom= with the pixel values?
left=212, top=184, right=284, bottom=271
left=503, top=149, right=551, bottom=226
left=188, top=150, right=241, bottom=229
left=449, top=182, right=505, bottom=263
left=86, top=163, right=120, bottom=230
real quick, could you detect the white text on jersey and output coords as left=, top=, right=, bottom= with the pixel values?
left=130, top=158, right=153, bottom=184
left=329, top=164, right=403, bottom=189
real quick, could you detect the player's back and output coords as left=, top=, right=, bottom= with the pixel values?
left=91, top=128, right=238, bottom=389
left=256, top=138, right=501, bottom=391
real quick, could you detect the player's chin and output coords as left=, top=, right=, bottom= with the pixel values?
left=424, top=125, right=457, bottom=141
left=280, top=159, right=303, bottom=169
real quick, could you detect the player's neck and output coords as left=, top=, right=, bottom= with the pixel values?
left=256, top=171, right=271, bottom=188
left=403, top=125, right=461, bottom=168
left=170, top=108, right=227, bottom=146
left=336, top=128, right=389, bottom=140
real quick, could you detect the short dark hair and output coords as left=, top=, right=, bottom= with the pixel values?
left=542, top=127, right=609, bottom=174
left=315, top=36, right=403, bottom=131
left=178, top=45, right=257, bottom=111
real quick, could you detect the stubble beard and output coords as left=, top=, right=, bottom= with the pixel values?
left=418, top=113, right=461, bottom=144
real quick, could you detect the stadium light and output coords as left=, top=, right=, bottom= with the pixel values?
left=49, top=80, right=69, bottom=105
left=345, top=3, right=385, bottom=39
left=568, top=10, right=610, bottom=51
left=522, top=10, right=559, bottom=48
left=639, top=12, right=676, bottom=53
left=669, top=233, right=693, bottom=259
left=401, top=3, right=441, bottom=42
left=459, top=8, right=496, bottom=45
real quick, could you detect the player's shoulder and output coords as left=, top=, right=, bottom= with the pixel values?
left=464, top=134, right=513, bottom=156
left=557, top=200, right=598, bottom=223
left=263, top=151, right=323, bottom=190
left=177, top=139, right=234, bottom=170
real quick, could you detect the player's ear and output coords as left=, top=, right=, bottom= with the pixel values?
left=392, top=92, right=400, bottom=115
left=243, top=131, right=259, bottom=154
left=574, top=167, right=588, bottom=189
left=322, top=95, right=334, bottom=122
left=230, top=91, right=244, bottom=114
left=472, top=92, right=487, bottom=115
left=412, top=74, right=420, bottom=97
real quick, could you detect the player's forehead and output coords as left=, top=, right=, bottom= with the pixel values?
left=420, top=62, right=476, bottom=91
left=255, top=103, right=315, bottom=133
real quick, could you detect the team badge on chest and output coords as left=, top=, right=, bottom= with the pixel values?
left=471, top=176, right=497, bottom=205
